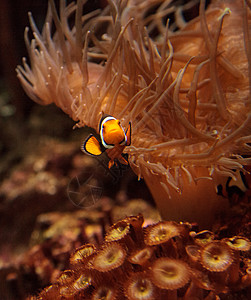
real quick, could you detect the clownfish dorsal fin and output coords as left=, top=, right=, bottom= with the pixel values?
left=125, top=122, right=131, bottom=146
left=81, top=134, right=103, bottom=156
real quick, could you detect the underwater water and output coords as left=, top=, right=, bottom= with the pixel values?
left=0, top=0, right=250, bottom=299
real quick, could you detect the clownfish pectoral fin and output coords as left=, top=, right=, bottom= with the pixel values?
left=81, top=134, right=103, bottom=156
left=125, top=122, right=131, bottom=146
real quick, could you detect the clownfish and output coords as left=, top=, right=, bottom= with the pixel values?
left=81, top=114, right=131, bottom=169
left=216, top=169, right=250, bottom=203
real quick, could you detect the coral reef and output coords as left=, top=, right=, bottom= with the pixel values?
left=0, top=200, right=160, bottom=300
left=16, top=0, right=251, bottom=227
left=28, top=214, right=251, bottom=300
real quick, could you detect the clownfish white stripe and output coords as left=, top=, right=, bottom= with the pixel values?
left=100, top=116, right=117, bottom=148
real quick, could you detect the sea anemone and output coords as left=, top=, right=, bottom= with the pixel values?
left=16, top=0, right=251, bottom=227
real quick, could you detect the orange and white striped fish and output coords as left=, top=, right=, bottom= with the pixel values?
left=216, top=169, right=250, bottom=204
left=81, top=115, right=131, bottom=169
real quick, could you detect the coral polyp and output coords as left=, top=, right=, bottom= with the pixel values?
left=200, top=241, right=233, bottom=272
left=29, top=215, right=250, bottom=299
left=70, top=244, right=97, bottom=265
left=125, top=272, right=157, bottom=300
left=91, top=286, right=117, bottom=300
left=144, top=221, right=182, bottom=245
left=151, top=258, right=191, bottom=290
left=223, top=236, right=251, bottom=252
left=90, top=242, right=126, bottom=272
left=104, top=220, right=131, bottom=242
